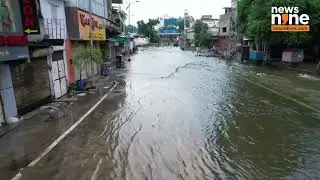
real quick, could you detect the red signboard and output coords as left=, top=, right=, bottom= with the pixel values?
left=20, top=0, right=40, bottom=35
left=0, top=35, right=28, bottom=46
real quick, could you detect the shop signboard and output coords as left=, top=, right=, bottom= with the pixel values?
left=19, top=0, right=40, bottom=35
left=0, top=0, right=29, bottom=61
left=159, top=29, right=180, bottom=34
left=78, top=10, right=106, bottom=41
left=164, top=18, right=181, bottom=26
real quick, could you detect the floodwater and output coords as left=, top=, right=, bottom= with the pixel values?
left=19, top=47, right=320, bottom=179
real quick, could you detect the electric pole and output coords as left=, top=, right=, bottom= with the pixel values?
left=183, top=10, right=188, bottom=49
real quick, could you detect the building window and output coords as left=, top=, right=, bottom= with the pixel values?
left=222, top=27, right=227, bottom=32
left=51, top=4, right=58, bottom=18
left=78, top=0, right=89, bottom=11
left=92, top=0, right=104, bottom=17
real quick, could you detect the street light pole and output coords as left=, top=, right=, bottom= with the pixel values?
left=128, top=1, right=131, bottom=26
left=126, top=1, right=139, bottom=30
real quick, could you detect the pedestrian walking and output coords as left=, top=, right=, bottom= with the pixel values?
left=115, top=46, right=123, bottom=68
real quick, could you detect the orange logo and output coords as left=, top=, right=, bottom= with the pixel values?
left=271, top=7, right=310, bottom=32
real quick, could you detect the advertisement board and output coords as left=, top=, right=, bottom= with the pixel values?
left=78, top=10, right=106, bottom=40
left=164, top=18, right=181, bottom=27
left=159, top=29, right=180, bottom=34
left=19, top=0, right=40, bottom=35
left=0, top=0, right=29, bottom=61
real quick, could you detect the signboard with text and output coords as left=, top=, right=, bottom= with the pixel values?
left=78, top=10, right=106, bottom=41
left=0, top=0, right=29, bottom=61
left=19, top=0, right=40, bottom=35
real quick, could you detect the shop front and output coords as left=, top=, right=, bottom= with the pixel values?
left=65, top=8, right=107, bottom=84
left=0, top=0, right=30, bottom=123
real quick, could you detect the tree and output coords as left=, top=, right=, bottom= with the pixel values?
left=237, top=0, right=320, bottom=48
left=126, top=25, right=137, bottom=33
left=73, top=47, right=103, bottom=80
left=193, top=20, right=213, bottom=48
left=137, top=19, right=160, bottom=43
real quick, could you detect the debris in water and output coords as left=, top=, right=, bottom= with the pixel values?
left=77, top=93, right=86, bottom=97
left=256, top=73, right=267, bottom=77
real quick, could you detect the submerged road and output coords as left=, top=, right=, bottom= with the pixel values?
left=16, top=47, right=320, bottom=179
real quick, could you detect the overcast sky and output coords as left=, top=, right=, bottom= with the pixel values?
left=122, top=0, right=231, bottom=25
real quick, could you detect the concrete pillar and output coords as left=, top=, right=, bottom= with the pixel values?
left=0, top=63, right=18, bottom=123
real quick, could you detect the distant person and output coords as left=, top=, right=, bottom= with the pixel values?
left=115, top=46, right=123, bottom=68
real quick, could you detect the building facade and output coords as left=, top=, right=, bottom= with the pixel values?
left=0, top=13, right=28, bottom=122
left=64, top=0, right=123, bottom=83
left=0, top=0, right=124, bottom=125
left=201, top=15, right=219, bottom=36
left=0, top=0, right=66, bottom=123
left=218, top=7, right=233, bottom=56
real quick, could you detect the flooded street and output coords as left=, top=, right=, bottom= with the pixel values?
left=20, top=47, right=320, bottom=179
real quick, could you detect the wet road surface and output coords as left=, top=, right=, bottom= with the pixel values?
left=17, top=47, right=320, bottom=179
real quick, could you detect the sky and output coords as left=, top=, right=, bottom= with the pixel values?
left=121, top=0, right=232, bottom=25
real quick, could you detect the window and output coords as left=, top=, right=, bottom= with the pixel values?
left=92, top=0, right=104, bottom=17
left=51, top=4, right=58, bottom=18
left=78, top=0, right=89, bottom=11
left=222, top=27, right=227, bottom=33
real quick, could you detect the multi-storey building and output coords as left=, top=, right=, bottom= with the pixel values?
left=0, top=0, right=124, bottom=124
left=218, top=7, right=233, bottom=56
left=200, top=15, right=219, bottom=36
left=64, top=0, right=120, bottom=83
left=0, top=0, right=68, bottom=123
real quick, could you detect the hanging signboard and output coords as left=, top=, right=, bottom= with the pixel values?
left=77, top=10, right=106, bottom=41
left=19, top=0, right=40, bottom=35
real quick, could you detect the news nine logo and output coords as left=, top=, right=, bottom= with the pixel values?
left=271, top=7, right=310, bottom=32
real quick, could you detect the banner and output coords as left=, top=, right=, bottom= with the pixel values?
left=78, top=10, right=106, bottom=40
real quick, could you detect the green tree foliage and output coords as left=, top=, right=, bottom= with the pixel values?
left=137, top=19, right=160, bottom=43
left=237, top=0, right=320, bottom=47
left=126, top=25, right=137, bottom=33
left=194, top=20, right=214, bottom=48
left=73, top=47, right=103, bottom=80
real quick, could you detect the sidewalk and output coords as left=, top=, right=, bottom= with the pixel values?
left=268, top=61, right=320, bottom=75
left=0, top=72, right=125, bottom=179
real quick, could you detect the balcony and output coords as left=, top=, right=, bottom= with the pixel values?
left=43, top=18, right=66, bottom=40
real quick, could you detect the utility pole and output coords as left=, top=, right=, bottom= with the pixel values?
left=183, top=10, right=188, bottom=49
left=126, top=1, right=139, bottom=33
left=128, top=1, right=131, bottom=27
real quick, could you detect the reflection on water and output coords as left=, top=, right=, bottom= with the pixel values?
left=14, top=47, right=320, bottom=179
left=95, top=48, right=320, bottom=179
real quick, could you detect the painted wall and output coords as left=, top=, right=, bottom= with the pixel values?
left=65, top=40, right=76, bottom=84
left=219, top=12, right=232, bottom=36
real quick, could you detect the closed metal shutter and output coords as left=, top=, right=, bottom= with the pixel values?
left=0, top=95, right=4, bottom=124
left=10, top=58, right=52, bottom=115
